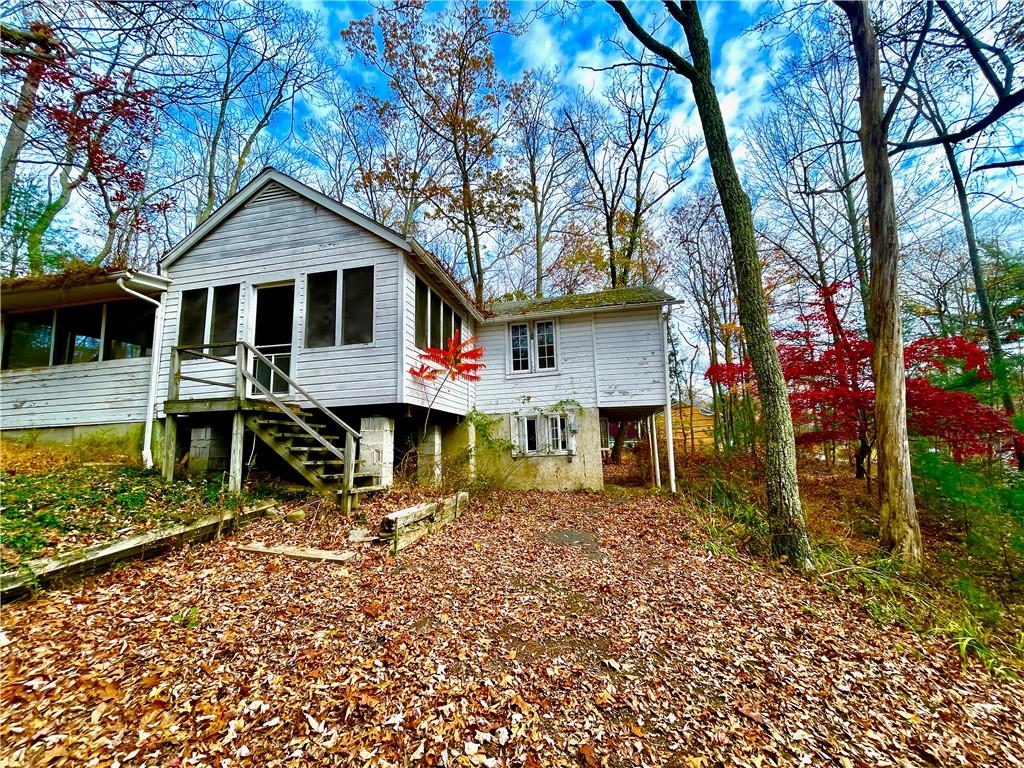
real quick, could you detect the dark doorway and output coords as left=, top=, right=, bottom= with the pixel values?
left=253, top=284, right=294, bottom=394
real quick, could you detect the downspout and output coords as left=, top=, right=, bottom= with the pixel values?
left=117, top=275, right=164, bottom=468
left=661, top=306, right=677, bottom=493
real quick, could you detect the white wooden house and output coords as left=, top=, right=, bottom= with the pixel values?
left=0, top=169, right=677, bottom=498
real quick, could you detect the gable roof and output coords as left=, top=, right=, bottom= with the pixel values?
left=159, top=168, right=483, bottom=322
left=486, top=286, right=674, bottom=322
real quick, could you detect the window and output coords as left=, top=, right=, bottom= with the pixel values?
left=53, top=304, right=102, bottom=365
left=178, top=288, right=207, bottom=347
left=415, top=277, right=429, bottom=349
left=104, top=301, right=155, bottom=360
left=414, top=275, right=464, bottom=350
left=306, top=270, right=337, bottom=348
left=304, top=268, right=374, bottom=348
left=536, top=320, right=555, bottom=369
left=511, top=413, right=574, bottom=456
left=510, top=324, right=529, bottom=372
left=429, top=290, right=442, bottom=348
left=342, top=266, right=374, bottom=345
left=2, top=310, right=53, bottom=370
left=508, top=319, right=557, bottom=374
left=211, top=284, right=240, bottom=354
left=2, top=299, right=156, bottom=371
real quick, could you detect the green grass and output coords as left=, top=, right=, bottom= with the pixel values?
left=0, top=464, right=261, bottom=569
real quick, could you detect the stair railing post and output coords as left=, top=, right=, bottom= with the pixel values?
left=169, top=345, right=181, bottom=401
left=235, top=341, right=245, bottom=400
left=342, top=431, right=357, bottom=513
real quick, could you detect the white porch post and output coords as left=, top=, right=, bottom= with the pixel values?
left=650, top=415, right=662, bottom=488
left=661, top=308, right=677, bottom=493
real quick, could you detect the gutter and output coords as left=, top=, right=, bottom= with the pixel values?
left=116, top=272, right=168, bottom=469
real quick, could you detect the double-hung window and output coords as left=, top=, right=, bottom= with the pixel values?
left=414, top=276, right=462, bottom=349
left=303, top=266, right=375, bottom=348
left=512, top=413, right=572, bottom=456
left=508, top=319, right=557, bottom=374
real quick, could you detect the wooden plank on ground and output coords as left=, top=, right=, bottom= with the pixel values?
left=237, top=543, right=356, bottom=563
left=0, top=501, right=278, bottom=603
left=382, top=492, right=469, bottom=553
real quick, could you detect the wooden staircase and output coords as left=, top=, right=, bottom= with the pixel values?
left=165, top=341, right=386, bottom=511
left=245, top=408, right=386, bottom=506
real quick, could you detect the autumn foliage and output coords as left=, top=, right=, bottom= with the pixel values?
left=707, top=285, right=1022, bottom=465
left=409, top=330, right=485, bottom=384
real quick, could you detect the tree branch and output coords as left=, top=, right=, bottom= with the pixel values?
left=605, top=1, right=697, bottom=81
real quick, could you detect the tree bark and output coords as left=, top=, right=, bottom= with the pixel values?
left=0, top=64, right=42, bottom=225
left=608, top=1, right=813, bottom=571
left=838, top=1, right=922, bottom=567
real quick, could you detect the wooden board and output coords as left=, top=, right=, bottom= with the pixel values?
left=382, top=492, right=469, bottom=553
left=0, top=501, right=277, bottom=603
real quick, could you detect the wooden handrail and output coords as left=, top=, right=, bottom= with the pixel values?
left=239, top=341, right=361, bottom=439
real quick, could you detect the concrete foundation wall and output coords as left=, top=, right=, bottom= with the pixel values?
left=0, top=420, right=160, bottom=463
left=472, top=407, right=603, bottom=491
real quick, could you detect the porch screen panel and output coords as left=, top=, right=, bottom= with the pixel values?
left=429, top=290, right=442, bottom=348
left=442, top=304, right=453, bottom=345
left=53, top=304, right=103, bottom=365
left=104, top=300, right=155, bottom=359
left=415, top=277, right=429, bottom=349
left=178, top=288, right=207, bottom=347
left=211, top=284, right=240, bottom=355
left=342, top=266, right=374, bottom=345
left=305, top=270, right=337, bottom=348
left=2, top=311, right=53, bottom=370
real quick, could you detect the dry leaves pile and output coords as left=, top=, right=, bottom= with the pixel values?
left=2, top=491, right=1023, bottom=767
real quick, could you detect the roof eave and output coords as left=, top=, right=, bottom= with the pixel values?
left=408, top=239, right=484, bottom=323
left=482, top=299, right=672, bottom=325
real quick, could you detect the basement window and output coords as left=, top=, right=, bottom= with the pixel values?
left=511, top=413, right=574, bottom=457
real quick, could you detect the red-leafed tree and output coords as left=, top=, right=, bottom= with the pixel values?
left=709, top=284, right=1022, bottom=483
left=410, top=330, right=486, bottom=449
left=2, top=21, right=164, bottom=272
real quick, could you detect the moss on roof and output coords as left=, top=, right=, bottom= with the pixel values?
left=488, top=286, right=674, bottom=318
left=1, top=263, right=113, bottom=293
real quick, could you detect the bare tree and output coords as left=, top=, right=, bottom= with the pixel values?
left=564, top=65, right=696, bottom=289
left=508, top=69, right=581, bottom=297
left=609, top=0, right=814, bottom=571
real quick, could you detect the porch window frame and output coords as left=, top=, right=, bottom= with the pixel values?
left=413, top=273, right=463, bottom=353
left=178, top=283, right=241, bottom=356
left=302, top=264, right=377, bottom=350
left=2, top=298, right=156, bottom=372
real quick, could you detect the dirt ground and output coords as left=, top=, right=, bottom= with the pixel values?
left=2, top=490, right=1022, bottom=767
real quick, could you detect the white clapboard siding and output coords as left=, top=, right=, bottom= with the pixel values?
left=400, top=262, right=474, bottom=416
left=475, top=307, right=665, bottom=413
left=474, top=314, right=598, bottom=412
left=594, top=308, right=665, bottom=407
left=157, top=181, right=403, bottom=412
left=1, top=357, right=153, bottom=429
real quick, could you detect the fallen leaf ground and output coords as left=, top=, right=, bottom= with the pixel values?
left=2, top=490, right=1023, bottom=768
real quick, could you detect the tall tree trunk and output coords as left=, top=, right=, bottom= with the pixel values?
left=0, top=64, right=42, bottom=225
left=943, top=141, right=1014, bottom=414
left=838, top=1, right=922, bottom=567
left=609, top=1, right=812, bottom=570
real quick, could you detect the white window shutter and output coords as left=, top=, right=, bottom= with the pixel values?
left=509, top=414, right=521, bottom=456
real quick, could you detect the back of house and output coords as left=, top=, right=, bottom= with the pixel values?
left=1, top=169, right=678, bottom=493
